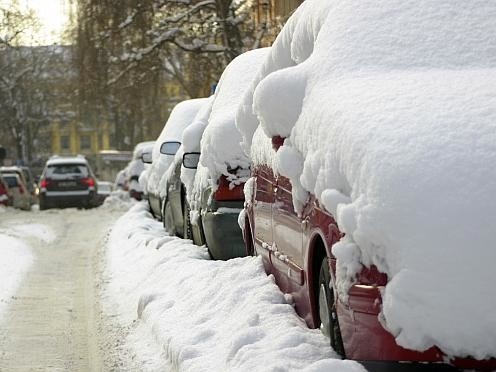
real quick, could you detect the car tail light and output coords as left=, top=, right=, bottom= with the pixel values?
left=81, top=177, right=95, bottom=187
left=40, top=178, right=51, bottom=188
left=214, top=175, right=244, bottom=201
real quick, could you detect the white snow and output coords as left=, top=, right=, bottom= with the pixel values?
left=188, top=49, right=270, bottom=209
left=104, top=202, right=366, bottom=372
left=128, top=141, right=155, bottom=193
left=0, top=223, right=38, bottom=318
left=144, top=98, right=207, bottom=199
left=242, top=0, right=496, bottom=360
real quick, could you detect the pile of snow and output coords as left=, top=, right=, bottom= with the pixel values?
left=103, top=203, right=365, bottom=371
left=0, top=229, right=34, bottom=318
left=244, top=0, right=496, bottom=359
left=189, top=48, right=270, bottom=210
left=9, top=223, right=56, bottom=244
left=143, top=98, right=207, bottom=199
left=100, top=190, right=136, bottom=211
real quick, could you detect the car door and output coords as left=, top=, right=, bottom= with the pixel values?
left=252, top=164, right=276, bottom=267
left=272, top=175, right=304, bottom=286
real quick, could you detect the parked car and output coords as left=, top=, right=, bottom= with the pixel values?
left=163, top=97, right=214, bottom=239
left=38, top=155, right=98, bottom=210
left=183, top=48, right=269, bottom=260
left=0, top=174, right=12, bottom=206
left=127, top=141, right=155, bottom=200
left=95, top=181, right=113, bottom=206
left=114, top=168, right=128, bottom=191
left=238, top=1, right=496, bottom=370
left=144, top=99, right=207, bottom=221
left=0, top=166, right=37, bottom=205
left=1, top=173, right=31, bottom=210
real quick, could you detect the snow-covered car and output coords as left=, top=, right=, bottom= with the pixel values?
left=0, top=166, right=36, bottom=205
left=238, top=0, right=496, bottom=369
left=2, top=172, right=32, bottom=210
left=144, top=99, right=207, bottom=221
left=127, top=141, right=155, bottom=200
left=0, top=173, right=12, bottom=206
left=114, top=168, right=128, bottom=191
left=38, top=155, right=98, bottom=210
left=184, top=48, right=269, bottom=260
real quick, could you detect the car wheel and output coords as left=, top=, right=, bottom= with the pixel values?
left=318, top=257, right=346, bottom=358
left=163, top=198, right=175, bottom=235
left=182, top=199, right=193, bottom=240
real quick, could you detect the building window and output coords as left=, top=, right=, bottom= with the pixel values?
left=61, top=135, right=70, bottom=151
left=80, top=135, right=91, bottom=150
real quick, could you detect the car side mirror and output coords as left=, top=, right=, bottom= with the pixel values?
left=160, top=141, right=181, bottom=155
left=142, top=151, right=153, bottom=164
left=271, top=136, right=285, bottom=151
left=183, top=152, right=201, bottom=169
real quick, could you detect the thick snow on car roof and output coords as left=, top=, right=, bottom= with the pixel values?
left=199, top=48, right=270, bottom=183
left=46, top=155, right=88, bottom=166
left=251, top=0, right=496, bottom=360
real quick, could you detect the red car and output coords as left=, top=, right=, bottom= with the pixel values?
left=242, top=137, right=496, bottom=370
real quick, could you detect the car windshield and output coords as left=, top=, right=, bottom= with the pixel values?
left=3, top=175, right=18, bottom=187
left=46, top=164, right=89, bottom=178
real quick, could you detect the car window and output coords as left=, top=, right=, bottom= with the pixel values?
left=4, top=175, right=19, bottom=187
left=46, top=164, right=89, bottom=178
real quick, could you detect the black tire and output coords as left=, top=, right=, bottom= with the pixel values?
left=182, top=199, right=192, bottom=240
left=318, top=257, right=346, bottom=358
left=39, top=198, right=47, bottom=211
left=162, top=198, right=175, bottom=235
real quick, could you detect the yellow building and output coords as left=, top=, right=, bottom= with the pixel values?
left=50, top=120, right=111, bottom=157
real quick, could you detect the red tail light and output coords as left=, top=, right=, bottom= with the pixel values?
left=214, top=175, right=245, bottom=201
left=82, top=177, right=95, bottom=187
left=40, top=178, right=51, bottom=188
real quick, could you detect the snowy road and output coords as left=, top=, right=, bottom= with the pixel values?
left=0, top=206, right=137, bottom=370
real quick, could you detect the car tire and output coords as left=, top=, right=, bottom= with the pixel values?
left=163, top=198, right=175, bottom=235
left=318, top=257, right=346, bottom=358
left=182, top=199, right=193, bottom=240
left=39, top=198, right=47, bottom=211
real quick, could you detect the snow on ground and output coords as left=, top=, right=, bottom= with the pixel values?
left=245, top=0, right=496, bottom=360
left=103, top=203, right=365, bottom=372
left=100, top=190, right=137, bottom=211
left=0, top=213, right=39, bottom=318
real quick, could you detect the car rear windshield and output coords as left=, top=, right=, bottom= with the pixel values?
left=3, top=175, right=18, bottom=187
left=46, top=164, right=89, bottom=178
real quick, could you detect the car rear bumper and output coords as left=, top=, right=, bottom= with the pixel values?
left=202, top=204, right=245, bottom=260
left=41, top=191, right=95, bottom=208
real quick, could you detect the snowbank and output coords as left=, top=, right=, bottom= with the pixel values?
left=100, top=190, right=137, bottom=211
left=104, top=203, right=365, bottom=371
left=0, top=227, right=35, bottom=318
left=249, top=0, right=496, bottom=359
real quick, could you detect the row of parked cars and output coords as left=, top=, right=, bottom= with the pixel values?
left=133, top=1, right=495, bottom=370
